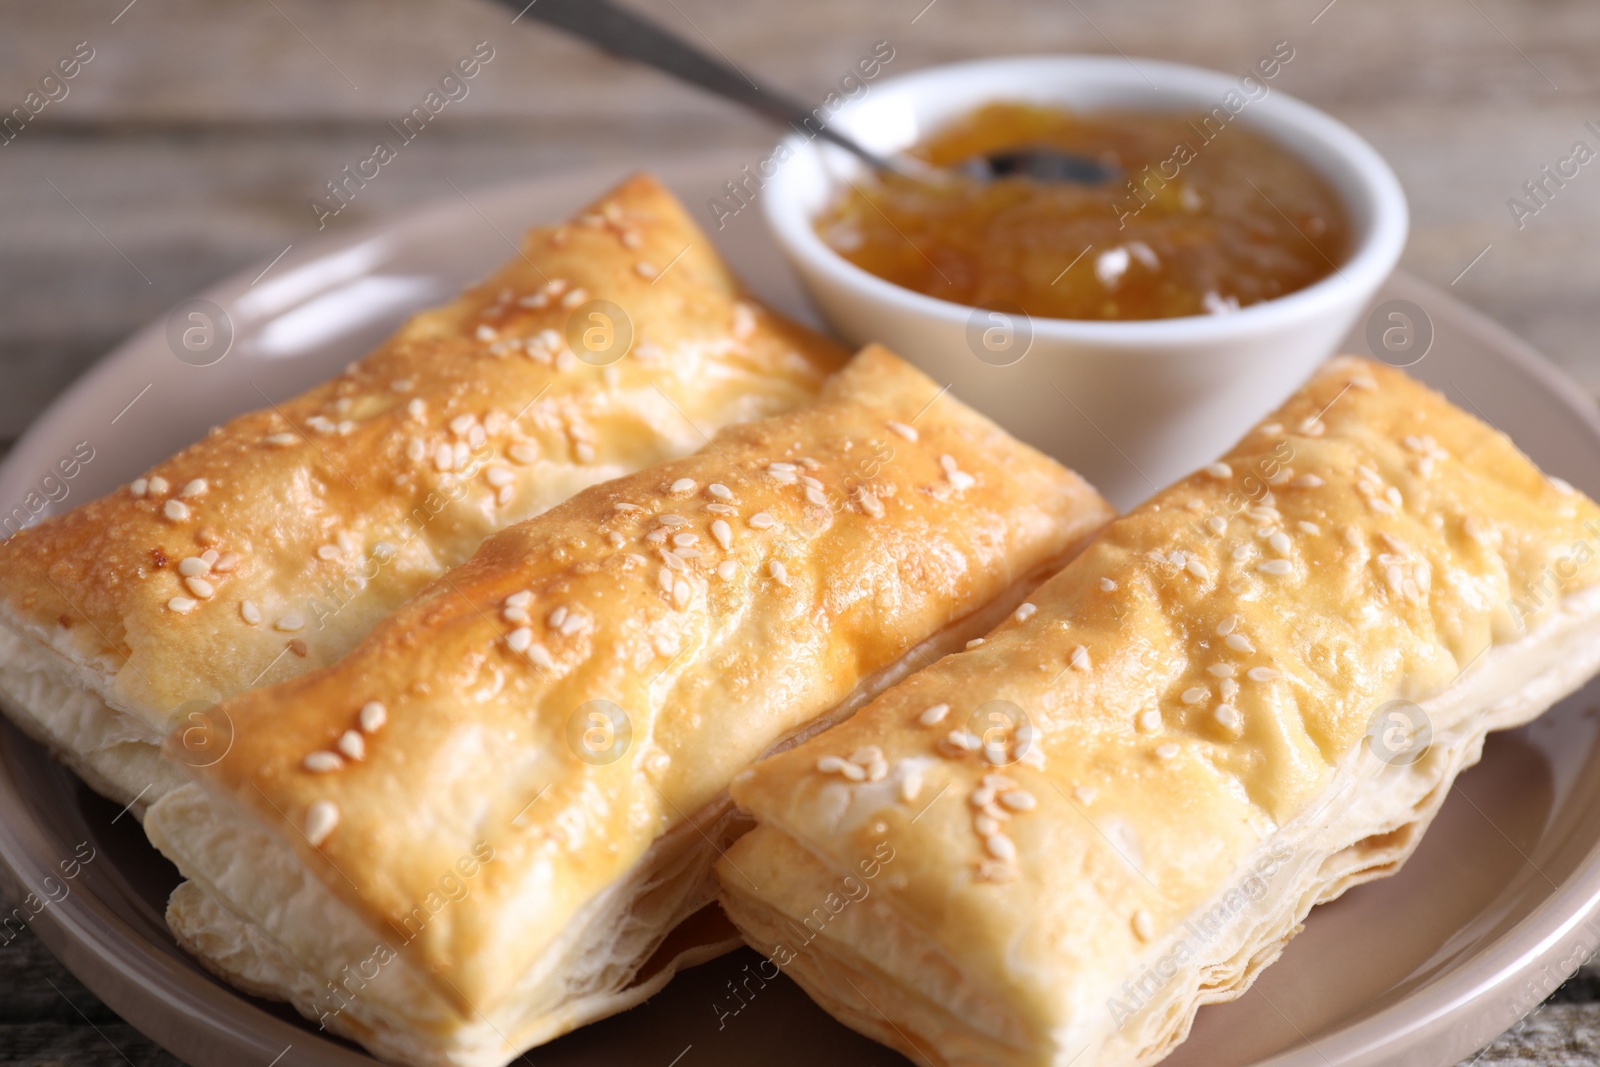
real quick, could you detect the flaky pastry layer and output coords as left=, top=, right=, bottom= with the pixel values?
left=144, top=344, right=1114, bottom=1063
left=722, top=356, right=1600, bottom=1067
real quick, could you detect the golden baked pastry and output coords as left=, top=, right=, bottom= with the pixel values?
left=0, top=173, right=845, bottom=811
left=142, top=345, right=1114, bottom=1066
left=719, top=356, right=1600, bottom=1067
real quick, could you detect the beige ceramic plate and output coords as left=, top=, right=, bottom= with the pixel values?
left=2, top=156, right=1599, bottom=1067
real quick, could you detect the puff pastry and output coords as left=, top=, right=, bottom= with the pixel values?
left=0, top=173, right=845, bottom=811
left=720, top=356, right=1600, bottom=1067
left=141, top=345, right=1114, bottom=1067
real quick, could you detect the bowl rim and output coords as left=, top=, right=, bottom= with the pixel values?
left=761, top=53, right=1410, bottom=345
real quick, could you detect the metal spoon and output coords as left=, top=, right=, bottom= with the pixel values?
left=496, top=0, right=1117, bottom=184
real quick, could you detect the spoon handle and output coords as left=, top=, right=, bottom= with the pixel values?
left=494, top=0, right=902, bottom=173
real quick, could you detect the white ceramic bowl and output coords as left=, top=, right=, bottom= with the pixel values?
left=763, top=55, right=1408, bottom=508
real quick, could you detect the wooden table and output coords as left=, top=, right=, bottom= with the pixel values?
left=1, top=0, right=1597, bottom=1063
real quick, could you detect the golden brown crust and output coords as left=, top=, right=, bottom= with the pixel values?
left=0, top=173, right=845, bottom=732
left=722, top=356, right=1600, bottom=1066
left=159, top=344, right=1113, bottom=1020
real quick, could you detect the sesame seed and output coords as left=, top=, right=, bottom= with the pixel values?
left=1137, top=709, right=1162, bottom=733
left=147, top=476, right=170, bottom=494
left=985, top=833, right=1017, bottom=863
left=767, top=468, right=797, bottom=485
left=1551, top=477, right=1576, bottom=495
left=1000, top=790, right=1036, bottom=812
left=975, top=813, right=1001, bottom=836
left=506, top=627, right=533, bottom=653
left=1100, top=578, right=1117, bottom=592
left=966, top=638, right=985, bottom=650
left=1181, top=687, right=1207, bottom=704
left=850, top=745, right=884, bottom=766
left=856, top=487, right=885, bottom=518
left=1220, top=678, right=1239, bottom=700
left=337, top=730, right=365, bottom=761
left=509, top=442, right=538, bottom=465
left=1073, top=785, right=1099, bottom=805
left=708, top=483, right=733, bottom=500
left=575, top=442, right=595, bottom=463
left=769, top=461, right=797, bottom=473
left=1260, top=422, right=1283, bottom=435
left=1206, top=462, right=1232, bottom=479
left=634, top=262, right=658, bottom=279
left=948, top=469, right=976, bottom=492
left=503, top=605, right=531, bottom=625
left=750, top=512, right=775, bottom=530
left=918, top=704, right=951, bottom=726
left=177, top=557, right=207, bottom=577
left=1216, top=615, right=1238, bottom=636
left=900, top=770, right=924, bottom=803
left=275, top=613, right=305, bottom=632
left=1231, top=544, right=1253, bottom=561
left=527, top=643, right=555, bottom=669
left=716, top=560, right=738, bottom=580
left=709, top=519, right=732, bottom=551
left=316, top=545, right=338, bottom=561
left=167, top=596, right=198, bottom=614
left=305, top=800, right=340, bottom=846
left=476, top=324, right=497, bottom=342
left=164, top=500, right=190, bottom=522
left=130, top=478, right=148, bottom=497
left=1292, top=474, right=1324, bottom=489
left=184, top=577, right=214, bottom=599
left=359, top=701, right=387, bottom=732
left=1257, top=560, right=1292, bottom=576
left=486, top=466, right=514, bottom=489
left=304, top=752, right=343, bottom=773
left=943, top=730, right=980, bottom=754
left=240, top=600, right=261, bottom=625
left=1015, top=602, right=1037, bottom=623
left=265, top=433, right=298, bottom=447
left=1225, top=633, right=1254, bottom=653
left=1248, top=667, right=1279, bottom=681
left=1155, top=742, right=1180, bottom=760
left=1209, top=664, right=1235, bottom=678
left=1298, top=521, right=1321, bottom=535
left=180, top=479, right=208, bottom=498
left=1269, top=532, right=1292, bottom=555
left=886, top=420, right=918, bottom=442
left=1187, top=559, right=1210, bottom=580
left=1070, top=645, right=1090, bottom=670
left=1215, top=704, right=1243, bottom=731
left=805, top=486, right=827, bottom=506
left=658, top=514, right=689, bottom=527
left=671, top=478, right=696, bottom=494
left=732, top=302, right=757, bottom=340
left=1206, top=516, right=1227, bottom=535
left=768, top=561, right=789, bottom=586
left=1132, top=910, right=1155, bottom=940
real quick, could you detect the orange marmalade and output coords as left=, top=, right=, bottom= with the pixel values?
left=814, top=103, right=1350, bottom=321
